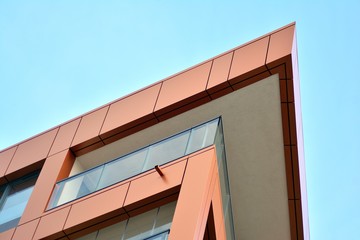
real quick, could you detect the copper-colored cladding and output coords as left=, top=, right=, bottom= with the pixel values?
left=0, top=228, right=15, bottom=240
left=169, top=148, right=225, bottom=240
left=33, top=206, right=71, bottom=240
left=11, top=219, right=39, bottom=240
left=281, top=102, right=292, bottom=146
left=206, top=52, right=233, bottom=94
left=154, top=61, right=212, bottom=117
left=19, top=150, right=74, bottom=225
left=0, top=23, right=307, bottom=239
left=212, top=177, right=226, bottom=239
left=270, top=64, right=287, bottom=80
left=284, top=146, right=295, bottom=199
left=266, top=25, right=296, bottom=72
left=288, top=200, right=297, bottom=240
left=228, top=36, right=269, bottom=84
left=48, top=118, right=81, bottom=156
left=102, top=118, right=159, bottom=145
left=5, top=128, right=58, bottom=180
left=99, top=83, right=161, bottom=139
left=67, top=213, right=128, bottom=240
left=64, top=183, right=129, bottom=234
left=124, top=160, right=186, bottom=214
left=0, top=146, right=17, bottom=184
left=71, top=106, right=109, bottom=151
left=295, top=199, right=304, bottom=239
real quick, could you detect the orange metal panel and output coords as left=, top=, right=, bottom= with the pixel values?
left=124, top=160, right=186, bottom=213
left=169, top=148, right=216, bottom=240
left=288, top=200, right=297, bottom=240
left=102, top=118, right=158, bottom=145
left=266, top=25, right=295, bottom=69
left=284, top=146, right=295, bottom=200
left=71, top=106, right=109, bottom=150
left=100, top=83, right=161, bottom=139
left=6, top=128, right=58, bottom=179
left=72, top=141, right=105, bottom=157
left=206, top=52, right=234, bottom=94
left=154, top=62, right=212, bottom=116
left=209, top=87, right=233, bottom=100
left=279, top=79, right=295, bottom=104
left=33, top=206, right=71, bottom=240
left=288, top=102, right=298, bottom=146
left=211, top=177, right=226, bottom=240
left=67, top=213, right=128, bottom=240
left=279, top=80, right=288, bottom=103
left=295, top=200, right=304, bottom=240
left=11, top=219, right=39, bottom=240
left=291, top=146, right=301, bottom=200
left=64, top=183, right=129, bottom=235
left=156, top=96, right=211, bottom=122
left=269, top=64, right=288, bottom=80
left=19, top=150, right=74, bottom=225
left=228, top=36, right=270, bottom=85
left=0, top=228, right=15, bottom=240
left=49, top=118, right=81, bottom=156
left=231, top=71, right=271, bottom=91
left=0, top=146, right=17, bottom=184
left=281, top=103, right=291, bottom=146
left=287, top=79, right=295, bottom=103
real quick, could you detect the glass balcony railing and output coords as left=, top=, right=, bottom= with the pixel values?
left=48, top=118, right=220, bottom=209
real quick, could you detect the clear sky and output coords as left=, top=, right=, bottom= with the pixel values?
left=1, top=1, right=359, bottom=239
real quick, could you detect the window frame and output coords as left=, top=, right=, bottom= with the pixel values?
left=0, top=171, right=39, bottom=232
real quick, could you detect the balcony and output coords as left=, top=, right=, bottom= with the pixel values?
left=48, top=118, right=220, bottom=209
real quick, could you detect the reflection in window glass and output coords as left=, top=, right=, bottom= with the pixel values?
left=97, top=149, right=148, bottom=190
left=0, top=172, right=38, bottom=233
left=185, top=118, right=218, bottom=154
left=76, top=167, right=103, bottom=198
left=143, top=131, right=190, bottom=171
left=124, top=208, right=158, bottom=240
left=153, top=201, right=176, bottom=234
left=97, top=221, right=126, bottom=240
left=214, top=118, right=235, bottom=239
left=144, top=231, right=169, bottom=240
left=76, top=201, right=176, bottom=240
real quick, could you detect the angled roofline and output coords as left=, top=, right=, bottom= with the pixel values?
left=0, top=22, right=308, bottom=240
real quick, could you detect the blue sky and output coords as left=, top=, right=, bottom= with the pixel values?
left=1, top=1, right=359, bottom=239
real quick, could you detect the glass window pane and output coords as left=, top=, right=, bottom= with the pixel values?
left=123, top=208, right=157, bottom=240
left=54, top=176, right=83, bottom=207
left=203, top=119, right=219, bottom=147
left=0, top=186, right=34, bottom=225
left=96, top=221, right=126, bottom=240
left=185, top=119, right=218, bottom=154
left=0, top=187, right=4, bottom=200
left=185, top=125, right=207, bottom=154
left=97, top=149, right=148, bottom=190
left=143, top=131, right=190, bottom=171
left=76, top=167, right=103, bottom=198
left=53, top=167, right=102, bottom=207
left=76, top=232, right=97, bottom=240
left=0, top=173, right=38, bottom=232
left=144, top=231, right=169, bottom=240
left=153, top=201, right=176, bottom=235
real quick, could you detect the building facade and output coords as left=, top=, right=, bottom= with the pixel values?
left=0, top=23, right=308, bottom=240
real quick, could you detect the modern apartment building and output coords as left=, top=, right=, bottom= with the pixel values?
left=0, top=23, right=308, bottom=240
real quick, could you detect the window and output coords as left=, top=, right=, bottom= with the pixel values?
left=77, top=201, right=176, bottom=240
left=0, top=172, right=38, bottom=232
